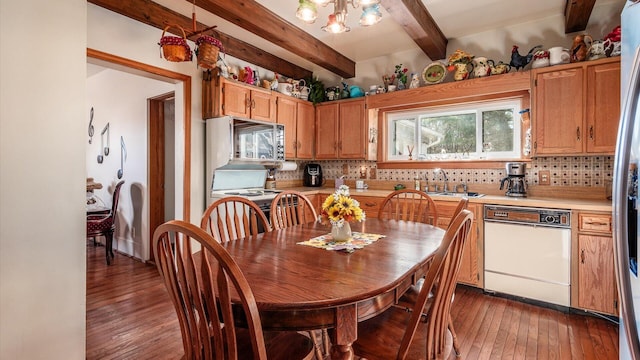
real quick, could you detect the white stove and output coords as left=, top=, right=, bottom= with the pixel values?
left=209, top=167, right=281, bottom=209
left=210, top=188, right=282, bottom=204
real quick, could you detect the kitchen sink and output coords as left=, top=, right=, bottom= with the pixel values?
left=426, top=192, right=485, bottom=198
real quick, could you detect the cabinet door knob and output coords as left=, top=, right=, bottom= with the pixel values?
left=576, top=126, right=581, bottom=141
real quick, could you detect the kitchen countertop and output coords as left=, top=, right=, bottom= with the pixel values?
left=282, top=186, right=612, bottom=213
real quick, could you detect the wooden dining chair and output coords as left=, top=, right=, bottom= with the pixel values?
left=86, top=180, right=125, bottom=265
left=153, top=220, right=314, bottom=360
left=269, top=190, right=329, bottom=359
left=378, top=189, right=439, bottom=225
left=352, top=209, right=474, bottom=360
left=395, top=197, right=469, bottom=355
left=200, top=196, right=271, bottom=243
left=270, top=190, right=318, bottom=230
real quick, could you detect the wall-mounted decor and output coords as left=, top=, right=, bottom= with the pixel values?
left=88, top=107, right=94, bottom=144
left=97, top=122, right=109, bottom=163
left=117, top=136, right=127, bottom=179
left=102, top=123, right=110, bottom=156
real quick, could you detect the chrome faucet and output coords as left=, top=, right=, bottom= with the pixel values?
left=435, top=168, right=449, bottom=193
left=455, top=182, right=468, bottom=194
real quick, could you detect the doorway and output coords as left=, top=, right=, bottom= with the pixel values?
left=149, top=94, right=175, bottom=263
left=87, top=48, right=192, bottom=262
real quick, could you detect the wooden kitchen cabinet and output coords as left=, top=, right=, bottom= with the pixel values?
left=434, top=201, right=481, bottom=287
left=574, top=212, right=618, bottom=315
left=350, top=195, right=382, bottom=218
left=315, top=98, right=366, bottom=159
left=532, top=57, right=620, bottom=155
left=296, top=101, right=315, bottom=159
left=202, top=75, right=274, bottom=122
left=276, top=96, right=315, bottom=160
left=276, top=96, right=297, bottom=158
left=585, top=61, right=621, bottom=153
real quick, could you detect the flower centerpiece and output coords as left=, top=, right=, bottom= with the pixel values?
left=394, top=64, right=408, bottom=89
left=320, top=185, right=366, bottom=242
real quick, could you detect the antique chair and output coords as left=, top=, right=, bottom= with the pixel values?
left=86, top=180, right=124, bottom=265
left=352, top=209, right=474, bottom=360
left=378, top=189, right=439, bottom=226
left=200, top=196, right=271, bottom=242
left=269, top=190, right=330, bottom=359
left=153, top=220, right=314, bottom=359
left=269, top=190, right=318, bottom=230
left=396, top=197, right=469, bottom=356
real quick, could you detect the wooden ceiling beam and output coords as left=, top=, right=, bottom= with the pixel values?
left=188, top=0, right=356, bottom=79
left=564, top=0, right=596, bottom=33
left=87, top=0, right=312, bottom=80
left=379, top=0, right=447, bottom=61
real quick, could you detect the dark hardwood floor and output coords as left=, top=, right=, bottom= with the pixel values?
left=86, top=241, right=619, bottom=360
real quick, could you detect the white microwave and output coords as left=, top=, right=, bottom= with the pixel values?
left=231, top=118, right=285, bottom=162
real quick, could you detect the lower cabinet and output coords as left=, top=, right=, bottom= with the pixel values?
left=347, top=195, right=481, bottom=287
left=350, top=195, right=382, bottom=218
left=574, top=212, right=618, bottom=315
left=434, top=201, right=481, bottom=287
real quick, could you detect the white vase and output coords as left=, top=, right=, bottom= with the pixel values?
left=331, top=222, right=352, bottom=243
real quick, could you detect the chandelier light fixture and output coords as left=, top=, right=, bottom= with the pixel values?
left=296, top=0, right=382, bottom=34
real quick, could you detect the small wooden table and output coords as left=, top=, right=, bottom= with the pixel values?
left=220, top=219, right=444, bottom=360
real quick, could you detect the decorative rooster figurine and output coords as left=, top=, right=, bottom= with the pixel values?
left=510, top=44, right=543, bottom=70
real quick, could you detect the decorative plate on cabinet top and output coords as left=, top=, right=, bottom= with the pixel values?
left=422, top=61, right=447, bottom=85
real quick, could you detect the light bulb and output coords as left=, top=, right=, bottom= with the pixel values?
left=359, top=4, right=381, bottom=26
left=296, top=0, right=318, bottom=23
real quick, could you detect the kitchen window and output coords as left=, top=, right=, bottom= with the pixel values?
left=387, top=99, right=522, bottom=161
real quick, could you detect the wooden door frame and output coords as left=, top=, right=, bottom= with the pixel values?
left=148, top=94, right=173, bottom=263
left=87, top=48, right=192, bottom=261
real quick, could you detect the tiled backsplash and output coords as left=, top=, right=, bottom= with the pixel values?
left=277, top=156, right=614, bottom=188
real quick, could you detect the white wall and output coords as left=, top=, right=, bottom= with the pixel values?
left=87, top=69, right=174, bottom=260
left=0, top=0, right=87, bottom=358
left=87, top=4, right=207, bottom=225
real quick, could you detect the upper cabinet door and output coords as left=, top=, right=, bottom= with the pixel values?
left=533, top=67, right=585, bottom=155
left=276, top=96, right=297, bottom=159
left=223, top=82, right=250, bottom=118
left=338, top=100, right=366, bottom=159
left=250, top=90, right=275, bottom=122
left=296, top=101, right=315, bottom=159
left=315, top=103, right=339, bottom=159
left=586, top=61, right=621, bottom=154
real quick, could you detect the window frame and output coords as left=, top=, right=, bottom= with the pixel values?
left=384, top=99, right=522, bottom=161
left=376, top=95, right=533, bottom=169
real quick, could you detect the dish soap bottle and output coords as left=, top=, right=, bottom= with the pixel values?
left=265, top=170, right=276, bottom=190
left=414, top=177, right=421, bottom=191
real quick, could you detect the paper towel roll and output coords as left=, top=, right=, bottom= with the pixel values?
left=279, top=161, right=298, bottom=171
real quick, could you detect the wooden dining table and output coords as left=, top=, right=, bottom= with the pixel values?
left=219, top=218, right=445, bottom=360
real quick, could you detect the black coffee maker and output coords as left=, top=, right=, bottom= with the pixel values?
left=303, top=163, right=323, bottom=187
left=499, top=162, right=527, bottom=197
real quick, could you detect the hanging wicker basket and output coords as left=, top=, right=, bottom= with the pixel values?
left=158, top=25, right=192, bottom=62
left=195, top=35, right=224, bottom=69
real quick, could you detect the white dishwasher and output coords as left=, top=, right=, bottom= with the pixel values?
left=484, top=205, right=571, bottom=307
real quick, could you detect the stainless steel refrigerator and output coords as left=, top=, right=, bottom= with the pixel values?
left=614, top=1, right=640, bottom=358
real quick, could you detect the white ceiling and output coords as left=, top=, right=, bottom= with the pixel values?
left=118, top=0, right=626, bottom=81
